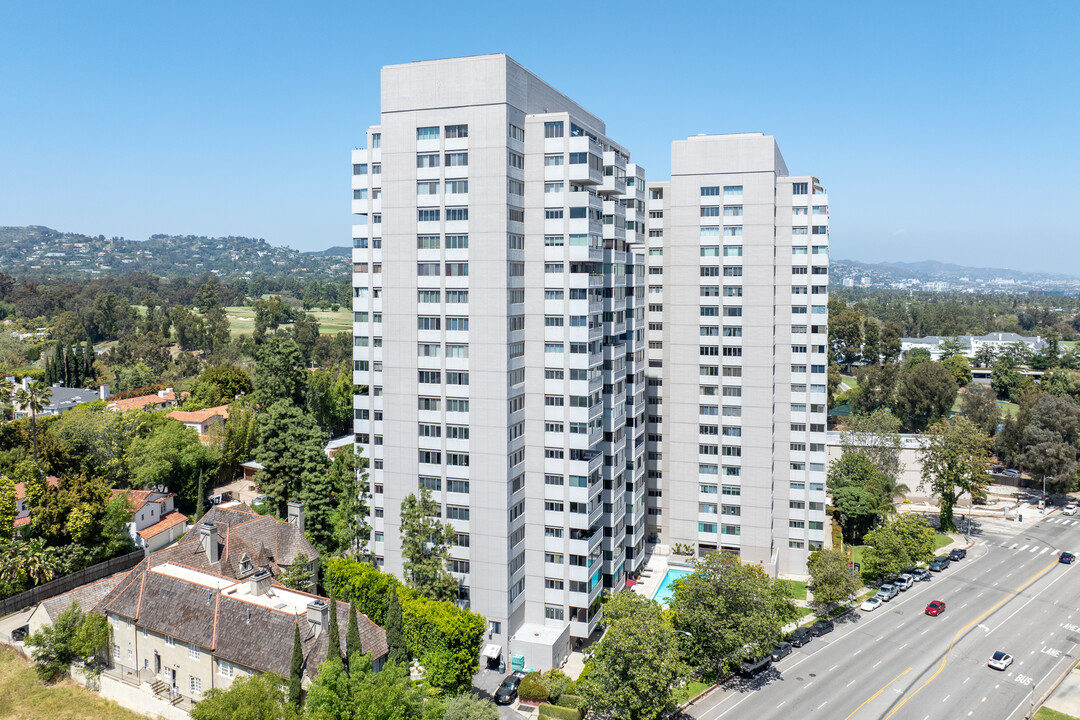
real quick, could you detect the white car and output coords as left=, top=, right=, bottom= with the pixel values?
left=988, top=651, right=1013, bottom=670
left=861, top=596, right=883, bottom=612
left=895, top=574, right=914, bottom=591
left=1064, top=504, right=1077, bottom=516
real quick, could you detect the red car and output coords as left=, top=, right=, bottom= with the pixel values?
left=925, top=601, right=946, bottom=616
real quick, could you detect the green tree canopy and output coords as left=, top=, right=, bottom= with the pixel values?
left=255, top=336, right=306, bottom=407
left=399, top=488, right=458, bottom=602
left=254, top=400, right=329, bottom=520
left=960, top=384, right=1001, bottom=437
left=941, top=354, right=973, bottom=388
left=579, top=592, right=686, bottom=720
left=920, top=416, right=991, bottom=532
left=192, top=673, right=299, bottom=720
left=807, top=549, right=860, bottom=614
left=669, top=551, right=799, bottom=675
left=126, top=419, right=221, bottom=510
left=827, top=453, right=890, bottom=541
left=892, top=361, right=958, bottom=433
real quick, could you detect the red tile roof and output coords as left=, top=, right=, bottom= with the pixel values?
left=137, top=511, right=189, bottom=540
left=14, top=475, right=60, bottom=500
left=166, top=405, right=230, bottom=424
left=107, top=390, right=188, bottom=413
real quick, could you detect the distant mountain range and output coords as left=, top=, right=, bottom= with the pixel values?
left=832, top=258, right=1080, bottom=288
left=0, top=226, right=350, bottom=281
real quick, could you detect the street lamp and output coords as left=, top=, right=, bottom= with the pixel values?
left=1029, top=678, right=1037, bottom=719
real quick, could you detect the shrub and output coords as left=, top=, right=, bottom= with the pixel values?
left=538, top=703, right=583, bottom=720
left=556, top=694, right=584, bottom=710
left=541, top=668, right=572, bottom=702
left=518, top=672, right=550, bottom=703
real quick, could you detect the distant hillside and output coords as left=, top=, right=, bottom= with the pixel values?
left=304, top=245, right=351, bottom=258
left=0, top=226, right=349, bottom=281
left=875, top=260, right=1078, bottom=283
left=832, top=257, right=1080, bottom=291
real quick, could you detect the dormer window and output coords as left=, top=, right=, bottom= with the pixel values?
left=239, top=554, right=252, bottom=575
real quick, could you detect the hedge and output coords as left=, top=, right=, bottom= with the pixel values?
left=556, top=694, right=583, bottom=709
left=517, top=672, right=549, bottom=702
left=538, top=703, right=583, bottom=720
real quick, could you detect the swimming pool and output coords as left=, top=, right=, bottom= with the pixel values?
left=652, top=568, right=691, bottom=606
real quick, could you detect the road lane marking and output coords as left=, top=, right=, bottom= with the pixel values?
left=847, top=679, right=857, bottom=687
left=883, top=559, right=1059, bottom=719
left=1029, top=546, right=1039, bottom=553
left=873, top=660, right=883, bottom=668
left=942, top=695, right=950, bottom=702
left=987, top=560, right=1074, bottom=637
left=817, top=702, right=827, bottom=709
left=963, top=676, right=970, bottom=684
left=1019, top=545, right=1029, bottom=551
left=1040, top=547, right=1050, bottom=554
left=1010, top=543, right=1019, bottom=549
left=841, top=667, right=912, bottom=720
left=776, top=701, right=785, bottom=708
left=804, top=681, right=813, bottom=689
left=829, top=664, right=838, bottom=671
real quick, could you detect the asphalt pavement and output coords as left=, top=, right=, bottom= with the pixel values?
left=686, top=512, right=1080, bottom=720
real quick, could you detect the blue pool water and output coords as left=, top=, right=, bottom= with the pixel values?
left=652, top=568, right=691, bottom=606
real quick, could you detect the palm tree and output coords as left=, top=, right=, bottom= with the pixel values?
left=0, top=377, right=13, bottom=422
left=15, top=381, right=53, bottom=461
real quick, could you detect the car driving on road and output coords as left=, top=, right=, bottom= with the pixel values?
left=988, top=651, right=1014, bottom=670
left=925, top=600, right=946, bottom=616
left=1060, top=551, right=1075, bottom=565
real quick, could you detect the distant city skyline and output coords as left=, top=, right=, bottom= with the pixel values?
left=1, top=1, right=1077, bottom=274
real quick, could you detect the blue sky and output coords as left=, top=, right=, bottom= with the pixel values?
left=1, top=1, right=1077, bottom=273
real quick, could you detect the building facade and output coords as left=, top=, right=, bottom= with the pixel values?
left=644, top=134, right=829, bottom=576
left=351, top=55, right=647, bottom=668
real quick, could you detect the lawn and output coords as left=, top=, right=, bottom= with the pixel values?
left=780, top=579, right=808, bottom=601
left=0, top=646, right=146, bottom=720
left=673, top=679, right=710, bottom=705
left=223, top=305, right=353, bottom=338
left=1034, top=707, right=1080, bottom=720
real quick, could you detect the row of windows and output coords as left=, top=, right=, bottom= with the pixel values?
left=417, top=152, right=469, bottom=168
left=417, top=344, right=469, bottom=359
left=417, top=208, right=469, bottom=222
left=700, top=186, right=743, bottom=196
left=418, top=476, right=471, bottom=493
left=417, top=262, right=469, bottom=276
left=792, top=245, right=829, bottom=255
left=417, top=397, right=470, bottom=412
left=417, top=290, right=469, bottom=303
left=417, top=317, right=470, bottom=332
left=417, top=124, right=469, bottom=140
left=417, top=424, right=470, bottom=439
left=699, top=207, right=744, bottom=217
left=417, top=180, right=469, bottom=194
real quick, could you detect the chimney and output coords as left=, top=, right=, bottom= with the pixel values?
left=99, top=383, right=110, bottom=401
left=306, top=599, right=329, bottom=637
left=287, top=501, right=304, bottom=533
left=199, top=522, right=220, bottom=563
left=247, top=568, right=272, bottom=596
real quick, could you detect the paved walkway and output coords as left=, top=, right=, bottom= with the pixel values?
left=1043, top=668, right=1080, bottom=719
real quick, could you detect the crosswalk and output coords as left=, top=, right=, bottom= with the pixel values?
left=987, top=540, right=1071, bottom=555
left=1044, top=517, right=1080, bottom=525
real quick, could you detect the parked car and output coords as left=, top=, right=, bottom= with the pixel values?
left=1060, top=552, right=1075, bottom=565
left=929, top=556, right=951, bottom=572
left=876, top=584, right=899, bottom=602
left=1002, top=469, right=1021, bottom=478
left=861, top=596, right=883, bottom=612
left=9, top=625, right=28, bottom=642
left=738, top=654, right=773, bottom=677
left=1064, top=504, right=1077, bottom=516
left=895, top=574, right=914, bottom=591
left=911, top=568, right=932, bottom=582
left=788, top=627, right=813, bottom=647
left=988, top=651, right=1014, bottom=670
left=811, top=619, right=835, bottom=637
left=949, top=548, right=967, bottom=561
left=925, top=600, right=946, bottom=616
left=770, top=642, right=792, bottom=662
left=494, top=673, right=525, bottom=705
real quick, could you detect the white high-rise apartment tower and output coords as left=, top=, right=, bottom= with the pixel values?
left=643, top=134, right=829, bottom=575
left=351, top=55, right=648, bottom=670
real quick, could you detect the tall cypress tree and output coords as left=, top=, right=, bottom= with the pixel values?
left=345, top=600, right=362, bottom=669
left=82, top=341, right=94, bottom=385
left=289, top=622, right=303, bottom=706
left=195, top=472, right=206, bottom=520
left=386, top=588, right=407, bottom=666
left=67, top=345, right=78, bottom=386
left=327, top=592, right=342, bottom=664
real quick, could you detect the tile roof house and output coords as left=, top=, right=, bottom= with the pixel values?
left=26, top=572, right=128, bottom=637
left=161, top=500, right=319, bottom=589
left=166, top=405, right=229, bottom=444
left=92, top=559, right=387, bottom=710
left=106, top=388, right=189, bottom=413
left=111, top=489, right=189, bottom=553
left=6, top=377, right=107, bottom=420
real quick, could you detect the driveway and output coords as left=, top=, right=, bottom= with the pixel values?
left=0, top=606, right=34, bottom=650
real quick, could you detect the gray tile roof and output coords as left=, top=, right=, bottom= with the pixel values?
left=92, top=559, right=387, bottom=679
left=40, top=572, right=127, bottom=619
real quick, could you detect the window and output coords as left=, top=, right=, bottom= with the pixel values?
left=353, top=163, right=367, bottom=175
left=545, top=121, right=564, bottom=138
left=444, top=124, right=468, bottom=138
left=724, top=205, right=743, bottom=217
left=508, top=151, right=524, bottom=169
left=723, top=185, right=743, bottom=197
left=445, top=152, right=468, bottom=167
left=417, top=153, right=440, bottom=168
left=446, top=179, right=468, bottom=194
left=700, top=206, right=720, bottom=217
left=417, top=126, right=440, bottom=140
left=446, top=262, right=468, bottom=276
left=417, top=181, right=439, bottom=195
left=219, top=660, right=234, bottom=678
left=545, top=606, right=565, bottom=620
left=792, top=182, right=808, bottom=195
left=545, top=209, right=564, bottom=220
left=189, top=644, right=201, bottom=660
left=417, top=262, right=440, bottom=276
left=418, top=209, right=440, bottom=222
left=190, top=676, right=202, bottom=694
left=165, top=636, right=175, bottom=647
left=446, top=505, right=470, bottom=521
left=417, top=235, right=440, bottom=250
left=545, top=526, right=564, bottom=538
left=113, top=644, right=120, bottom=659
left=509, top=124, right=524, bottom=142
left=701, top=186, right=720, bottom=196
left=545, top=154, right=564, bottom=166
left=446, top=398, right=470, bottom=412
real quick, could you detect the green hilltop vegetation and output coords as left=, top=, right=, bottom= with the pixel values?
left=0, top=225, right=351, bottom=281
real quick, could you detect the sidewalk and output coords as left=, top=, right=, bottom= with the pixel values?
left=1042, top=668, right=1080, bottom=719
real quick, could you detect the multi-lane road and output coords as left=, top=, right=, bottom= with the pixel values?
left=688, top=513, right=1080, bottom=720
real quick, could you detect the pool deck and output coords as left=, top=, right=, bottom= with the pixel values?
left=630, top=546, right=693, bottom=602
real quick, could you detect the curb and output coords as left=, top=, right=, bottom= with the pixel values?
left=1034, top=665, right=1079, bottom=719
